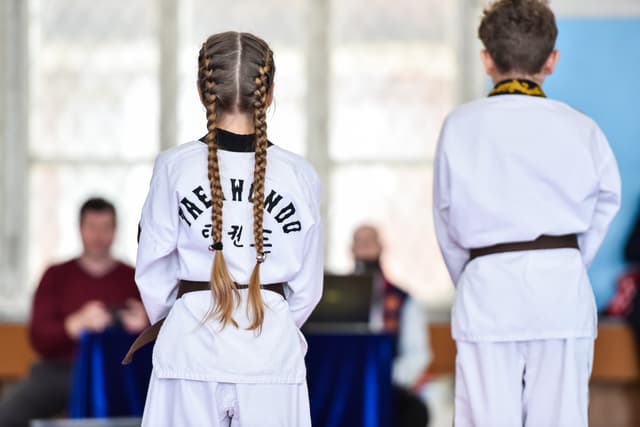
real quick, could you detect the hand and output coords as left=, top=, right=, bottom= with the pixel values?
left=383, top=294, right=402, bottom=333
left=64, top=300, right=113, bottom=339
left=412, top=366, right=434, bottom=393
left=119, top=299, right=149, bottom=334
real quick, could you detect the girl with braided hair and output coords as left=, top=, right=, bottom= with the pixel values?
left=133, top=32, right=322, bottom=426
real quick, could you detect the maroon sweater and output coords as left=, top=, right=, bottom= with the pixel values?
left=29, top=259, right=141, bottom=362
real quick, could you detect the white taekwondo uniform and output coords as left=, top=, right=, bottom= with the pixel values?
left=135, top=129, right=323, bottom=427
left=433, top=80, right=621, bottom=427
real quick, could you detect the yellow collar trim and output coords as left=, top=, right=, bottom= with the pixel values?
left=488, top=79, right=546, bottom=98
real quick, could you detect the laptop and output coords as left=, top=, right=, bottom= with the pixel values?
left=303, top=274, right=374, bottom=332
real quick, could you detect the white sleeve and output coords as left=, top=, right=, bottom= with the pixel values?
left=286, top=168, right=324, bottom=328
left=135, top=153, right=180, bottom=324
left=433, top=119, right=469, bottom=284
left=578, top=126, right=622, bottom=267
left=392, top=298, right=432, bottom=388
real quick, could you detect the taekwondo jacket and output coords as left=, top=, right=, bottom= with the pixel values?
left=433, top=93, right=621, bottom=342
left=136, top=130, right=323, bottom=382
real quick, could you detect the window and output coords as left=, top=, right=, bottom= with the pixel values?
left=1, top=0, right=463, bottom=318
left=327, top=0, right=457, bottom=302
left=27, top=0, right=159, bottom=296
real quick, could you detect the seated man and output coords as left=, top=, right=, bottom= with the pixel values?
left=0, top=198, right=148, bottom=427
left=352, top=225, right=431, bottom=427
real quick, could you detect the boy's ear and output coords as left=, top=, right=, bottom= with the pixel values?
left=480, top=49, right=497, bottom=75
left=542, top=49, right=560, bottom=76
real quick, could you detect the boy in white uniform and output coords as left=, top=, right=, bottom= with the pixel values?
left=432, top=1, right=621, bottom=426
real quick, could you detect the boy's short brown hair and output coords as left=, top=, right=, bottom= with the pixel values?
left=479, top=0, right=558, bottom=75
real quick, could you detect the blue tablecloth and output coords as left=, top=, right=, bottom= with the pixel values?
left=305, top=331, right=395, bottom=427
left=69, top=327, right=393, bottom=426
left=69, top=327, right=153, bottom=418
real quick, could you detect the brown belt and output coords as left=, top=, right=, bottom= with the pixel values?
left=469, top=234, right=579, bottom=261
left=122, top=280, right=286, bottom=365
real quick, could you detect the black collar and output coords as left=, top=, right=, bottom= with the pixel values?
left=488, top=79, right=546, bottom=98
left=199, top=128, right=273, bottom=152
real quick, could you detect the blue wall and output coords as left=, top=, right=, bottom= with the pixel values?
left=544, top=18, right=640, bottom=309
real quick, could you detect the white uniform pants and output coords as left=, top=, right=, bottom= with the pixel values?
left=454, top=338, right=594, bottom=427
left=141, top=370, right=312, bottom=427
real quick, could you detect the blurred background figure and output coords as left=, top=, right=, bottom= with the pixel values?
left=624, top=210, right=640, bottom=354
left=352, top=225, right=407, bottom=332
left=0, top=198, right=147, bottom=427
left=606, top=205, right=640, bottom=361
left=352, top=225, right=431, bottom=427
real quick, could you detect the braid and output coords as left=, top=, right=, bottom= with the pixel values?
left=246, top=49, right=273, bottom=331
left=202, top=54, right=223, bottom=245
left=200, top=41, right=239, bottom=328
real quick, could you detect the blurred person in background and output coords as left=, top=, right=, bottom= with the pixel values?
left=352, top=225, right=431, bottom=426
left=605, top=206, right=640, bottom=360
left=0, top=197, right=147, bottom=427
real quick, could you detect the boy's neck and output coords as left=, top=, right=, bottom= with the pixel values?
left=490, top=72, right=545, bottom=87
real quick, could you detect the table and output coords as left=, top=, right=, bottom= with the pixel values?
left=31, top=418, right=141, bottom=427
left=69, top=327, right=152, bottom=418
left=305, top=331, right=395, bottom=427
left=71, top=327, right=395, bottom=425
